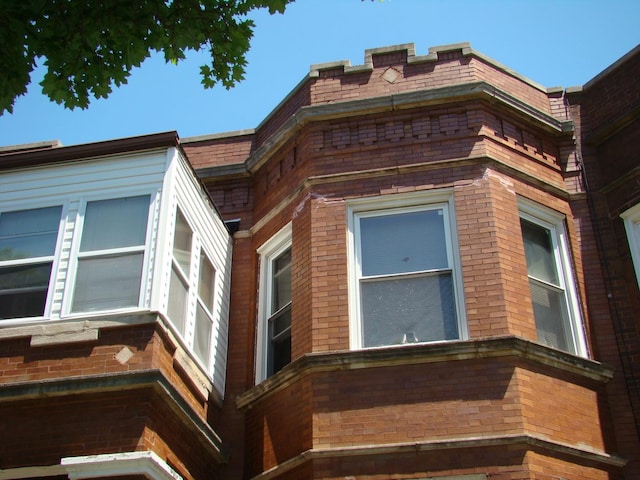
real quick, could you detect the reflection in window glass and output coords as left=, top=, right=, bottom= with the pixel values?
left=72, top=254, right=144, bottom=311
left=168, top=266, right=188, bottom=336
left=173, top=210, right=193, bottom=275
left=80, top=196, right=149, bottom=251
left=0, top=206, right=61, bottom=319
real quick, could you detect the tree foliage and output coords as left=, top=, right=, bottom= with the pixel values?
left=0, top=0, right=292, bottom=114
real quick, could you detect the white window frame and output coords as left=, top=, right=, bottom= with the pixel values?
left=165, top=206, right=219, bottom=374
left=256, top=223, right=292, bottom=384
left=347, top=191, right=467, bottom=351
left=621, top=203, right=640, bottom=288
left=63, top=191, right=156, bottom=317
left=0, top=202, right=67, bottom=324
left=518, top=198, right=588, bottom=357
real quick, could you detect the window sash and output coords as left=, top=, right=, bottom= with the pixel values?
left=70, top=195, right=150, bottom=314
left=351, top=201, right=461, bottom=350
left=256, top=223, right=292, bottom=383
left=0, top=205, right=62, bottom=320
left=519, top=203, right=585, bottom=357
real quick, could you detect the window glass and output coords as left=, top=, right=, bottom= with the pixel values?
left=269, top=306, right=291, bottom=376
left=267, top=247, right=292, bottom=376
left=198, top=253, right=215, bottom=313
left=80, top=196, right=149, bottom=251
left=272, top=248, right=292, bottom=313
left=0, top=206, right=62, bottom=319
left=168, top=266, right=188, bottom=335
left=72, top=195, right=149, bottom=313
left=361, top=273, right=457, bottom=347
left=519, top=210, right=583, bottom=356
left=173, top=210, right=192, bottom=275
left=353, top=203, right=460, bottom=349
left=194, top=303, right=213, bottom=365
left=0, top=206, right=61, bottom=260
left=0, top=263, right=52, bottom=319
left=360, top=209, right=447, bottom=276
left=521, top=219, right=559, bottom=285
left=72, top=253, right=144, bottom=311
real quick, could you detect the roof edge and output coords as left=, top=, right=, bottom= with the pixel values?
left=0, top=131, right=179, bottom=171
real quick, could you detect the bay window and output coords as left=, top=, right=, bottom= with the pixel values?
left=348, top=192, right=466, bottom=350
left=519, top=200, right=587, bottom=356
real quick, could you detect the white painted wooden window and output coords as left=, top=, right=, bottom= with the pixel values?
left=519, top=199, right=587, bottom=357
left=256, top=223, right=292, bottom=382
left=168, top=209, right=192, bottom=336
left=621, top=203, right=640, bottom=289
left=348, top=191, right=466, bottom=350
left=167, top=207, right=218, bottom=368
left=0, top=206, right=62, bottom=319
left=71, top=195, right=150, bottom=312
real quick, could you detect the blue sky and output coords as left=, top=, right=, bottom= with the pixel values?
left=1, top=0, right=639, bottom=148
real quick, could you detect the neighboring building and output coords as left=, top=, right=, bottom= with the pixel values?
left=0, top=42, right=638, bottom=480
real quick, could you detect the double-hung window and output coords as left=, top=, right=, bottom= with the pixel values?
left=0, top=206, right=62, bottom=319
left=256, top=224, right=292, bottom=382
left=167, top=208, right=218, bottom=369
left=71, top=195, right=150, bottom=312
left=348, top=193, right=465, bottom=349
left=519, top=200, right=586, bottom=356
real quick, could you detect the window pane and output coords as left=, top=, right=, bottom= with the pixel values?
left=271, top=335, right=291, bottom=376
left=521, top=219, right=559, bottom=285
left=198, top=253, right=215, bottom=312
left=72, top=253, right=143, bottom=312
left=0, top=206, right=61, bottom=260
left=360, top=209, right=448, bottom=277
left=173, top=210, right=192, bottom=275
left=268, top=305, right=292, bottom=376
left=271, top=304, right=291, bottom=337
left=0, top=263, right=52, bottom=319
left=0, top=263, right=52, bottom=290
left=194, top=303, right=213, bottom=366
left=80, top=196, right=149, bottom=252
left=168, top=266, right=188, bottom=335
left=272, top=248, right=291, bottom=313
left=530, top=280, right=573, bottom=353
left=0, top=289, right=48, bottom=319
left=361, top=273, right=457, bottom=347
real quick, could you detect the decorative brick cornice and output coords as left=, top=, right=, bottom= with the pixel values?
left=196, top=81, right=573, bottom=182
left=236, top=336, right=613, bottom=411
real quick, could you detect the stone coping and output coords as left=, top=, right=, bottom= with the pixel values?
left=237, top=335, right=613, bottom=410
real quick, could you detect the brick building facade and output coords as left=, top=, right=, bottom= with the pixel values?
left=0, top=42, right=638, bottom=480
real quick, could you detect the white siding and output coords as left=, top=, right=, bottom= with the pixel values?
left=154, top=148, right=232, bottom=396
